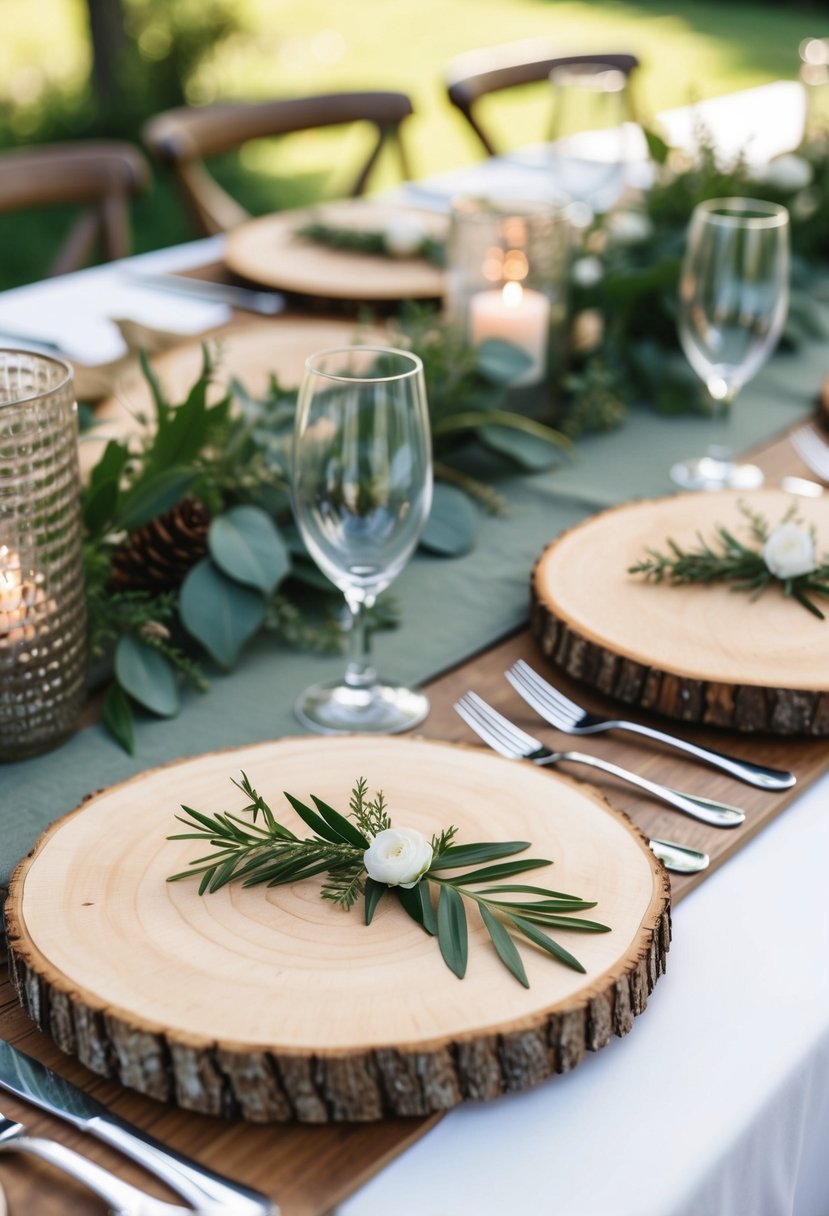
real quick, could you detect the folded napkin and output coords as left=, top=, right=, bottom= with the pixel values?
left=0, top=236, right=231, bottom=366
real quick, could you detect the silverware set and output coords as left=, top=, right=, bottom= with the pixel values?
left=0, top=1040, right=277, bottom=1214
left=454, top=663, right=797, bottom=876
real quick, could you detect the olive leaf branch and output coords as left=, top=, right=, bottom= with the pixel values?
left=168, top=775, right=609, bottom=986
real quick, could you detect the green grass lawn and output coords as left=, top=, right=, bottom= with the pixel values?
left=0, top=0, right=824, bottom=287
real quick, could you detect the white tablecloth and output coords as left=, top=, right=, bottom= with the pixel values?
left=339, top=771, right=829, bottom=1216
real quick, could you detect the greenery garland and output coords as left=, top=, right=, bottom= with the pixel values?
left=82, top=337, right=570, bottom=753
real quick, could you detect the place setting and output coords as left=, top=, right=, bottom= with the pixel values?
left=5, top=20, right=829, bottom=1216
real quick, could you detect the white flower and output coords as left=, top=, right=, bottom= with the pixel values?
left=606, top=209, right=654, bottom=246
left=363, top=827, right=433, bottom=888
left=749, top=153, right=813, bottom=194
left=382, top=214, right=427, bottom=258
left=763, top=522, right=817, bottom=580
left=571, top=255, right=604, bottom=288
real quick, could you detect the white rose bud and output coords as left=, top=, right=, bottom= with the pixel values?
left=763, top=522, right=817, bottom=580
left=571, top=255, right=604, bottom=288
left=382, top=214, right=427, bottom=258
left=363, top=827, right=433, bottom=888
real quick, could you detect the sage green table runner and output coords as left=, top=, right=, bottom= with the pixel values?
left=0, top=345, right=820, bottom=889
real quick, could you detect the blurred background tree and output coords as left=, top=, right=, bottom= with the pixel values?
left=0, top=0, right=824, bottom=288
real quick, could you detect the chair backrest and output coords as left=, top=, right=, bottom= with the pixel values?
left=142, top=91, right=416, bottom=237
left=445, top=39, right=640, bottom=156
left=0, top=140, right=150, bottom=276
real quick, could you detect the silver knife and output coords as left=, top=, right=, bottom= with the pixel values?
left=121, top=269, right=286, bottom=316
left=0, top=1039, right=278, bottom=1214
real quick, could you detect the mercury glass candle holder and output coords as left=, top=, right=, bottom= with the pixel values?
left=445, top=196, right=570, bottom=387
left=0, top=350, right=87, bottom=760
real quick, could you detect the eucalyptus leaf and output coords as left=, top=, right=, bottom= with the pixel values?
left=208, top=505, right=291, bottom=594
left=479, top=424, right=562, bottom=471
left=179, top=558, right=266, bottom=668
left=479, top=903, right=529, bottom=988
left=420, top=482, right=479, bottom=556
left=114, top=635, right=180, bottom=717
left=437, top=884, right=468, bottom=978
left=476, top=338, right=535, bottom=385
left=102, top=681, right=135, bottom=754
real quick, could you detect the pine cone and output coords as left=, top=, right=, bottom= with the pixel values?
left=110, top=498, right=211, bottom=593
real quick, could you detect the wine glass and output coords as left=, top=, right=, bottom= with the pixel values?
left=291, top=346, right=432, bottom=734
left=547, top=63, right=638, bottom=224
left=671, top=197, right=790, bottom=491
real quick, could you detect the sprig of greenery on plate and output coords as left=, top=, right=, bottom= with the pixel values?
left=168, top=774, right=610, bottom=986
left=629, top=500, right=829, bottom=619
left=296, top=219, right=445, bottom=266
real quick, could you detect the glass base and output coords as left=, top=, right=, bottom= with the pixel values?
left=294, top=679, right=430, bottom=736
left=669, top=454, right=764, bottom=492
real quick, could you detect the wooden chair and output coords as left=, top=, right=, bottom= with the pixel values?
left=0, top=141, right=150, bottom=276
left=142, top=91, right=415, bottom=237
left=445, top=40, right=640, bottom=157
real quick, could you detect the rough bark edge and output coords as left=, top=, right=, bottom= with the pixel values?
left=3, top=736, right=671, bottom=1123
left=5, top=899, right=669, bottom=1122
left=531, top=563, right=829, bottom=737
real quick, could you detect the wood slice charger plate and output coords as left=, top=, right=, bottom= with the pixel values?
left=7, top=736, right=669, bottom=1123
left=532, top=489, right=829, bottom=735
left=81, top=316, right=387, bottom=477
left=224, top=200, right=446, bottom=301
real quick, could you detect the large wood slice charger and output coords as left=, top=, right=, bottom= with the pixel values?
left=7, top=736, right=669, bottom=1123
left=531, top=489, right=829, bottom=735
left=224, top=200, right=446, bottom=301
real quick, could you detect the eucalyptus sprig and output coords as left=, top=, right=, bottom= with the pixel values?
left=168, top=774, right=610, bottom=986
left=629, top=501, right=829, bottom=619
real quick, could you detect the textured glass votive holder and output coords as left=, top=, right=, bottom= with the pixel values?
left=445, top=196, right=570, bottom=386
left=0, top=350, right=87, bottom=761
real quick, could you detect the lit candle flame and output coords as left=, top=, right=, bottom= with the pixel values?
left=502, top=280, right=524, bottom=308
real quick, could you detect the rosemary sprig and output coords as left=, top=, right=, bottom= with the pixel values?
left=168, top=775, right=609, bottom=986
left=296, top=221, right=445, bottom=266
left=629, top=502, right=829, bottom=619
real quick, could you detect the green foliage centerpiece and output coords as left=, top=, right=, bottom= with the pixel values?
left=82, top=336, right=569, bottom=752
left=168, top=774, right=610, bottom=987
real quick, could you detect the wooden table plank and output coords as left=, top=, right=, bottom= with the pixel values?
left=2, top=414, right=827, bottom=1215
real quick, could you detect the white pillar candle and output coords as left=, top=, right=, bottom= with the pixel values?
left=468, top=281, right=551, bottom=385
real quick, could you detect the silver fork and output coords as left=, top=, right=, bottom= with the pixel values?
left=790, top=423, right=829, bottom=482
left=454, top=694, right=710, bottom=873
left=455, top=691, right=742, bottom=837
left=0, top=1111, right=226, bottom=1216
left=505, top=660, right=795, bottom=791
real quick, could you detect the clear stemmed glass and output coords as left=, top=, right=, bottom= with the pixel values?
left=291, top=346, right=433, bottom=734
left=547, top=63, right=637, bottom=223
left=671, top=197, right=790, bottom=490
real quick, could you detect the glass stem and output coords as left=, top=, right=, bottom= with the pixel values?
left=344, top=592, right=377, bottom=690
